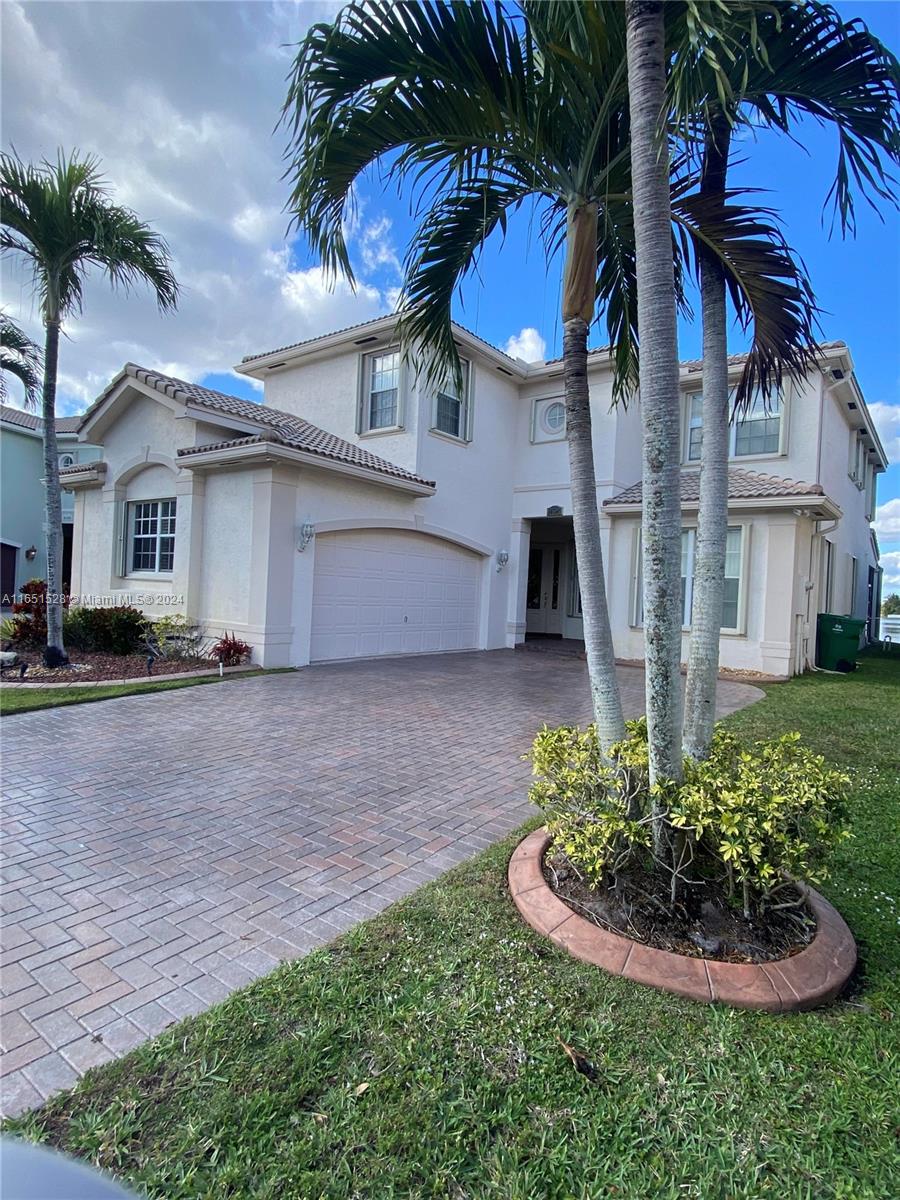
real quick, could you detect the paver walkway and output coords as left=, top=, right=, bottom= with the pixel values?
left=0, top=651, right=761, bottom=1115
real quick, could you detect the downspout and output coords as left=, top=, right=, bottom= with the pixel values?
left=807, top=516, right=840, bottom=673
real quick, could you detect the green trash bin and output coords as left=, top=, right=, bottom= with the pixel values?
left=816, top=613, right=866, bottom=671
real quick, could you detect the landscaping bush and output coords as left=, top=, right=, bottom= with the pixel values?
left=530, top=717, right=850, bottom=918
left=63, top=605, right=147, bottom=655
left=209, top=632, right=252, bottom=666
left=7, top=579, right=68, bottom=646
left=145, top=614, right=205, bottom=661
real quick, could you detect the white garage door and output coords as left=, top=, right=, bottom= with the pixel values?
left=310, top=529, right=482, bottom=662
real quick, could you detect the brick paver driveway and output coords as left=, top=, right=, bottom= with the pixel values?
left=0, top=651, right=761, bottom=1115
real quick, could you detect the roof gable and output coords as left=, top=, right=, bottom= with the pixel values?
left=80, top=363, right=433, bottom=490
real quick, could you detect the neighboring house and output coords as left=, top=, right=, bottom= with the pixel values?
left=64, top=318, right=887, bottom=676
left=0, top=405, right=101, bottom=604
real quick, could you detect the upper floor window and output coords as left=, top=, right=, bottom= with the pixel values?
left=686, top=391, right=783, bottom=462
left=363, top=349, right=401, bottom=432
left=129, top=498, right=176, bottom=574
left=59, top=453, right=75, bottom=469
left=432, top=360, right=471, bottom=441
left=533, top=396, right=567, bottom=443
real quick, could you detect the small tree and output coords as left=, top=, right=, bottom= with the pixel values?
left=882, top=593, right=900, bottom=617
left=0, top=151, right=178, bottom=665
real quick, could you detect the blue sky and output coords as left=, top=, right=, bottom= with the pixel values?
left=2, top=0, right=898, bottom=586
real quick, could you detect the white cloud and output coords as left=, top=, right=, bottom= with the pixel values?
left=874, top=497, right=900, bottom=540
left=0, top=0, right=391, bottom=417
left=359, top=216, right=402, bottom=278
left=880, top=549, right=900, bottom=592
left=868, top=401, right=900, bottom=465
left=504, top=326, right=546, bottom=363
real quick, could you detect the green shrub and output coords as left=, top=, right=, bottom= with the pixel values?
left=146, top=614, right=203, bottom=660
left=63, top=605, right=147, bottom=655
left=529, top=719, right=850, bottom=915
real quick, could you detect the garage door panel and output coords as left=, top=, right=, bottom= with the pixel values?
left=310, top=529, right=481, bottom=662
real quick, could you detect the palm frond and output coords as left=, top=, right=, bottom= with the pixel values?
left=0, top=313, right=42, bottom=407
left=672, top=186, right=819, bottom=408
left=1, top=149, right=178, bottom=321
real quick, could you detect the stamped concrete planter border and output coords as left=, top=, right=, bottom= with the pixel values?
left=0, top=664, right=260, bottom=691
left=509, top=829, right=857, bottom=1012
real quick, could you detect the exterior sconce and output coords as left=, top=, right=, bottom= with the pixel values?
left=496, top=550, right=510, bottom=573
left=297, top=522, right=315, bottom=553
left=24, top=545, right=37, bottom=561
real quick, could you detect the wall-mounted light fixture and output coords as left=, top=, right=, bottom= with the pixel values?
left=495, top=550, right=510, bottom=573
left=296, top=522, right=315, bottom=553
left=24, top=545, right=37, bottom=562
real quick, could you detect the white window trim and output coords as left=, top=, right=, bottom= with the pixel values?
left=357, top=345, right=406, bottom=436
left=531, top=395, right=567, bottom=444
left=630, top=521, right=750, bottom=635
left=683, top=388, right=789, bottom=465
left=123, top=497, right=176, bottom=578
left=429, top=358, right=473, bottom=443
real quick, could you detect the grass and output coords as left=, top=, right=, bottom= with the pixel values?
left=0, top=669, right=293, bottom=716
left=4, top=651, right=899, bottom=1199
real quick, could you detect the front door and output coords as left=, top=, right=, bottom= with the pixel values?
left=526, top=544, right=563, bottom=636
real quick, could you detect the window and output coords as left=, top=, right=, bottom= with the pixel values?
left=634, top=526, right=745, bottom=631
left=128, top=499, right=176, bottom=574
left=849, top=555, right=858, bottom=616
left=686, top=391, right=783, bottom=461
left=533, top=397, right=567, bottom=442
left=568, top=552, right=583, bottom=617
left=363, top=349, right=401, bottom=431
left=59, top=453, right=75, bottom=469
left=433, top=360, right=470, bottom=440
left=848, top=434, right=866, bottom=487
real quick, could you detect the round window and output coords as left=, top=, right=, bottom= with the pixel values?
left=541, top=401, right=565, bottom=435
left=59, top=454, right=74, bottom=468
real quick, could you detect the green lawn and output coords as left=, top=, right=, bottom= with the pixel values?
left=4, top=652, right=898, bottom=1199
left=0, top=669, right=292, bottom=716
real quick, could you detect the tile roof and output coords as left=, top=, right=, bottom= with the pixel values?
left=240, top=315, right=519, bottom=367
left=114, top=364, right=434, bottom=489
left=1, top=404, right=82, bottom=433
left=604, top=467, right=825, bottom=507
left=58, top=460, right=105, bottom=478
left=679, top=340, right=847, bottom=373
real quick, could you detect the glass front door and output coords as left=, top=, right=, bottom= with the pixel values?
left=526, top=544, right=563, bottom=635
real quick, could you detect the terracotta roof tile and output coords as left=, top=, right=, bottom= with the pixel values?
left=1, top=404, right=82, bottom=433
left=119, top=365, right=434, bottom=489
left=604, top=467, right=825, bottom=507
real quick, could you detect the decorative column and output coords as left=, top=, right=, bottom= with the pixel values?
left=506, top=518, right=531, bottom=647
left=247, top=464, right=298, bottom=667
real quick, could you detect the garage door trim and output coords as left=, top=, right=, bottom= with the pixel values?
left=311, top=517, right=492, bottom=559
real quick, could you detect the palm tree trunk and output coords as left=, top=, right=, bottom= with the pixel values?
left=625, top=0, right=684, bottom=831
left=563, top=318, right=627, bottom=752
left=562, top=200, right=626, bottom=752
left=41, top=318, right=67, bottom=666
left=683, top=113, right=732, bottom=760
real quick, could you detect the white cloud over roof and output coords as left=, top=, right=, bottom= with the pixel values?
left=0, top=0, right=396, bottom=415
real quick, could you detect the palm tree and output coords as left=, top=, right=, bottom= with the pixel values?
left=0, top=151, right=178, bottom=665
left=681, top=3, right=900, bottom=759
left=282, top=1, right=823, bottom=886
left=0, top=313, right=41, bottom=407
left=284, top=0, right=639, bottom=749
left=623, top=0, right=686, bottom=833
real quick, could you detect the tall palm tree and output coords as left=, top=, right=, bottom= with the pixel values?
left=0, top=151, right=178, bottom=665
left=282, top=1, right=822, bottom=883
left=681, top=2, right=900, bottom=759
left=284, top=0, right=639, bottom=749
left=0, top=313, right=41, bottom=407
left=623, top=0, right=685, bottom=832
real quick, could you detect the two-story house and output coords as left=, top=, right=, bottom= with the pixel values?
left=0, top=405, right=101, bottom=604
left=62, top=316, right=887, bottom=676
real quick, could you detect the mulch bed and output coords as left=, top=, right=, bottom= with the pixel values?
left=544, top=848, right=815, bottom=964
left=2, top=651, right=214, bottom=683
